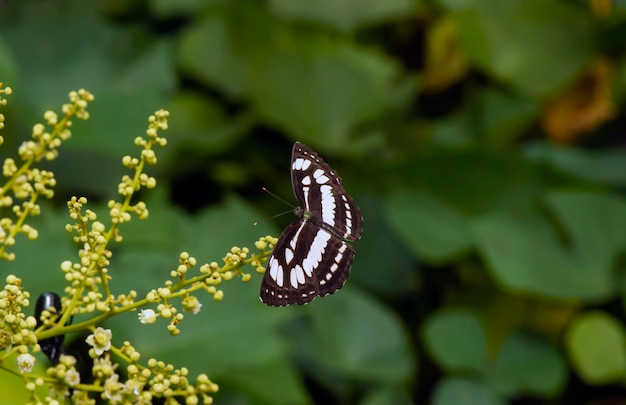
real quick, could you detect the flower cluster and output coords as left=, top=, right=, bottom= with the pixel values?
left=0, top=275, right=38, bottom=355
left=0, top=87, right=277, bottom=404
left=60, top=110, right=170, bottom=321
left=255, top=235, right=278, bottom=274
left=0, top=88, right=94, bottom=261
left=47, top=354, right=81, bottom=392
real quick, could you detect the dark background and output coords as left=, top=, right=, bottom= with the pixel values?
left=2, top=0, right=626, bottom=404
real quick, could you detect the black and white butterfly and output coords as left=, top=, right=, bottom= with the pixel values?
left=260, top=142, right=363, bottom=307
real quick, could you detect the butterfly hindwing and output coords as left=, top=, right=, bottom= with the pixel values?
left=260, top=142, right=362, bottom=307
left=315, top=235, right=355, bottom=297
left=260, top=220, right=356, bottom=306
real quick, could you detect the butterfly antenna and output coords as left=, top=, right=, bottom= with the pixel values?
left=254, top=209, right=294, bottom=226
left=261, top=187, right=295, bottom=208
left=254, top=187, right=296, bottom=226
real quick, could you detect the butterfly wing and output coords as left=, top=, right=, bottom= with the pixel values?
left=260, top=220, right=355, bottom=307
left=290, top=142, right=363, bottom=241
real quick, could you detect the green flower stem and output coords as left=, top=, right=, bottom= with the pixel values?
left=99, top=134, right=156, bottom=300
left=36, top=248, right=272, bottom=341
left=57, top=283, right=86, bottom=328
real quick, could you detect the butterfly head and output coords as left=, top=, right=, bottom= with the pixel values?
left=295, top=206, right=312, bottom=219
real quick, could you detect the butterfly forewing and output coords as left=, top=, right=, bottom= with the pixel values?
left=290, top=143, right=363, bottom=241
left=260, top=142, right=363, bottom=307
left=261, top=221, right=319, bottom=306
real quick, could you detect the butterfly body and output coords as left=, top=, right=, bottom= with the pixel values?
left=260, top=142, right=363, bottom=307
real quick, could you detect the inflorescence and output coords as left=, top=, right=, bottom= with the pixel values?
left=0, top=86, right=277, bottom=404
left=0, top=87, right=94, bottom=261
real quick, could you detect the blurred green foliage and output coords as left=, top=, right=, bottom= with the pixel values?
left=2, top=0, right=626, bottom=403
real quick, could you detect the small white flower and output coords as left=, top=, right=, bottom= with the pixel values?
left=192, top=302, right=202, bottom=315
left=103, top=374, right=125, bottom=402
left=48, top=383, right=69, bottom=400
left=85, top=327, right=112, bottom=356
left=65, top=368, right=81, bottom=386
left=17, top=353, right=35, bottom=373
left=125, top=379, right=144, bottom=397
left=138, top=309, right=157, bottom=324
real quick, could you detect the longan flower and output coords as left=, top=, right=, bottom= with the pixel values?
left=65, top=368, right=81, bottom=386
left=49, top=383, right=70, bottom=400
left=103, top=374, right=125, bottom=403
left=85, top=327, right=112, bottom=356
left=125, top=378, right=144, bottom=397
left=138, top=309, right=157, bottom=324
left=17, top=353, right=35, bottom=373
left=182, top=296, right=202, bottom=315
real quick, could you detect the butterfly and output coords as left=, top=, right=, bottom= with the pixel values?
left=260, top=142, right=363, bottom=306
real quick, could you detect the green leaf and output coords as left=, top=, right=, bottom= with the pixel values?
left=471, top=213, right=613, bottom=300
left=3, top=4, right=118, bottom=109
left=431, top=377, right=506, bottom=405
left=247, top=43, right=400, bottom=148
left=70, top=41, right=176, bottom=158
left=565, top=311, right=626, bottom=384
left=545, top=191, right=626, bottom=270
left=489, top=332, right=567, bottom=397
left=476, top=89, right=538, bottom=147
left=151, top=0, right=225, bottom=16
left=358, top=386, right=414, bottom=405
left=176, top=13, right=248, bottom=97
left=421, top=309, right=486, bottom=372
left=179, top=195, right=277, bottom=261
left=164, top=91, right=253, bottom=156
left=386, top=191, right=472, bottom=263
left=524, top=143, right=626, bottom=186
left=472, top=191, right=626, bottom=300
left=431, top=89, right=539, bottom=148
left=178, top=3, right=401, bottom=148
left=351, top=195, right=418, bottom=297
left=446, top=0, right=594, bottom=97
left=218, top=360, right=311, bottom=405
left=0, top=37, right=19, bottom=87
left=429, top=110, right=477, bottom=147
left=294, top=289, right=414, bottom=384
left=394, top=150, right=541, bottom=215
left=473, top=192, right=626, bottom=300
left=269, top=0, right=417, bottom=32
